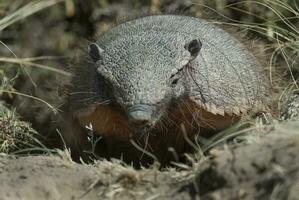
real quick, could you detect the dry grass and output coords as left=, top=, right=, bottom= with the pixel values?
left=189, top=0, right=299, bottom=159
left=0, top=0, right=64, bottom=31
left=0, top=0, right=69, bottom=114
left=194, top=0, right=298, bottom=88
left=0, top=102, right=39, bottom=153
left=0, top=0, right=69, bottom=154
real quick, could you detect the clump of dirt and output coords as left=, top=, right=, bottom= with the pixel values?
left=188, top=120, right=299, bottom=200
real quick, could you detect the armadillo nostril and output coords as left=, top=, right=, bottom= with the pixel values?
left=128, top=110, right=151, bottom=125
left=127, top=105, right=153, bottom=126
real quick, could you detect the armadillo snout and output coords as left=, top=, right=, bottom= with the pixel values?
left=127, top=105, right=153, bottom=126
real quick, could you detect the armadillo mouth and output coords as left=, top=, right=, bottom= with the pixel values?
left=127, top=104, right=154, bottom=127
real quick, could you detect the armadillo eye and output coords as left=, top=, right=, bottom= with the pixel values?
left=184, top=39, right=202, bottom=60
left=170, top=73, right=180, bottom=87
left=88, top=43, right=104, bottom=62
left=171, top=78, right=179, bottom=86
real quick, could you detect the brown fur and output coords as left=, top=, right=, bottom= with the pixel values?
left=73, top=98, right=239, bottom=165
left=76, top=99, right=238, bottom=140
left=76, top=103, right=131, bottom=139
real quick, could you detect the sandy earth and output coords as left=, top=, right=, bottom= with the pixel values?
left=1, top=119, right=299, bottom=200
left=195, top=120, right=299, bottom=199
left=0, top=153, right=193, bottom=200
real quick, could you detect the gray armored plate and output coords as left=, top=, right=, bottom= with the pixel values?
left=97, top=15, right=267, bottom=115
left=72, top=15, right=267, bottom=117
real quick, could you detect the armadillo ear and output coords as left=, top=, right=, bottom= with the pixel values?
left=184, top=39, right=202, bottom=60
left=88, top=43, right=104, bottom=62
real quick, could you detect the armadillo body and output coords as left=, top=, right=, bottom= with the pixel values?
left=68, top=15, right=268, bottom=165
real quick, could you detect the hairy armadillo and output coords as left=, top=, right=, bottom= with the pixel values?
left=67, top=15, right=268, bottom=165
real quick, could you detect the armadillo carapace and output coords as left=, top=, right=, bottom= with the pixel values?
left=68, top=15, right=267, bottom=165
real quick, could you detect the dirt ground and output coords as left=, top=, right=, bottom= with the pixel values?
left=0, top=153, right=193, bottom=200
left=0, top=118, right=299, bottom=200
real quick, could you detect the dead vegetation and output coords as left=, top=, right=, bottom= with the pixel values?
left=0, top=102, right=38, bottom=153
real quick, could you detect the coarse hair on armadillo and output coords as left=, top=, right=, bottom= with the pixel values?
left=64, top=14, right=271, bottom=165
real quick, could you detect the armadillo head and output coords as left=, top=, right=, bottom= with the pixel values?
left=88, top=32, right=201, bottom=131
